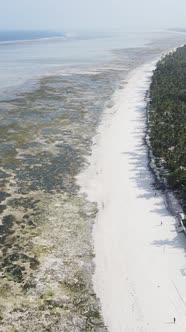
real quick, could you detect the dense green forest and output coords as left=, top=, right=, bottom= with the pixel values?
left=148, top=45, right=186, bottom=209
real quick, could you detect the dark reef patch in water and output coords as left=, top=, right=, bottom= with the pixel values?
left=0, top=192, right=10, bottom=203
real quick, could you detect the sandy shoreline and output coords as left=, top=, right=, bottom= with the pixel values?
left=78, top=60, right=186, bottom=331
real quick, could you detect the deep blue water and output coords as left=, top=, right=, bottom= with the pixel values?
left=0, top=30, right=63, bottom=42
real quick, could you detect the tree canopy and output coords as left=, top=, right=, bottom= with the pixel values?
left=149, top=45, right=186, bottom=209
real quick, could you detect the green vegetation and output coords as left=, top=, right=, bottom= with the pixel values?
left=148, top=45, right=186, bottom=209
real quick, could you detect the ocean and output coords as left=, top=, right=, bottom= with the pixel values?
left=0, top=29, right=186, bottom=331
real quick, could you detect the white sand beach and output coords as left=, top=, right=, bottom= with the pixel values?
left=78, top=60, right=186, bottom=331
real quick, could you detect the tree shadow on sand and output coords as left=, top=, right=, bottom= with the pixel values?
left=122, top=106, right=186, bottom=253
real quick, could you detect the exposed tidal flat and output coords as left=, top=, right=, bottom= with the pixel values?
left=0, top=35, right=185, bottom=330
left=0, top=68, right=118, bottom=331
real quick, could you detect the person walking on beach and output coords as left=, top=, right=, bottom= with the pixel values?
left=173, top=317, right=176, bottom=324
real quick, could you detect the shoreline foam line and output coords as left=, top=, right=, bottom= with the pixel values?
left=78, top=60, right=186, bottom=331
left=0, top=36, right=65, bottom=46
